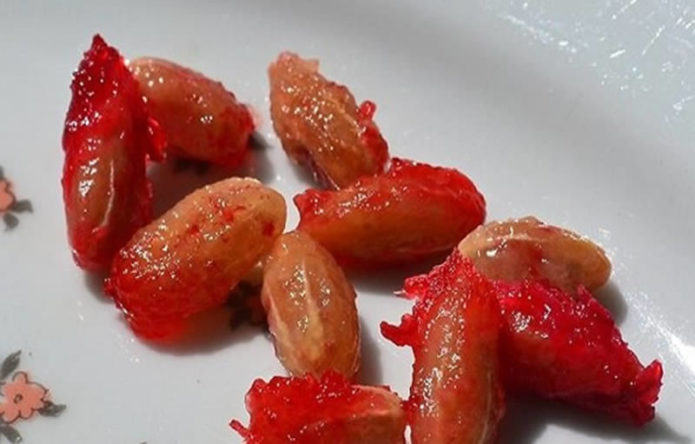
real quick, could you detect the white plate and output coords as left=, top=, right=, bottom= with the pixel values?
left=1, top=1, right=693, bottom=442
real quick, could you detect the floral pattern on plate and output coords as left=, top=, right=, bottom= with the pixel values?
left=0, top=352, right=65, bottom=443
left=0, top=167, right=32, bottom=231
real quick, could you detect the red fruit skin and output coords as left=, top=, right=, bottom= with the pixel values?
left=381, top=254, right=504, bottom=444
left=106, top=178, right=286, bottom=340
left=61, top=35, right=163, bottom=271
left=494, top=280, right=663, bottom=426
left=268, top=52, right=389, bottom=189
left=398, top=251, right=663, bottom=426
left=231, top=371, right=406, bottom=444
left=295, top=158, right=486, bottom=267
left=130, top=57, right=254, bottom=167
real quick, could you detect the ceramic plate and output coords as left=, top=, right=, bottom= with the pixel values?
left=1, top=0, right=693, bottom=442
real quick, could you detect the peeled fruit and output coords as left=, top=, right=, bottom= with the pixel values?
left=381, top=253, right=504, bottom=443
left=130, top=57, right=254, bottom=167
left=261, top=231, right=360, bottom=378
left=295, top=158, right=485, bottom=267
left=106, top=178, right=286, bottom=339
left=457, top=216, right=611, bottom=293
left=269, top=52, right=388, bottom=188
left=62, top=35, right=162, bottom=271
left=401, top=251, right=662, bottom=426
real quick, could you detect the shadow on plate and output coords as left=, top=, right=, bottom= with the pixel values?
left=348, top=253, right=447, bottom=296
left=149, top=132, right=276, bottom=217
left=139, top=306, right=265, bottom=357
left=499, top=396, right=691, bottom=444
left=595, top=280, right=629, bottom=325
left=356, top=316, right=384, bottom=386
left=83, top=272, right=112, bottom=304
left=239, top=132, right=276, bottom=184
left=288, top=159, right=322, bottom=190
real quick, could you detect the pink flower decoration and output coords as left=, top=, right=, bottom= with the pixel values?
left=0, top=178, right=14, bottom=213
left=0, top=372, right=47, bottom=424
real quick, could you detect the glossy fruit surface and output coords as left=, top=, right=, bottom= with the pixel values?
left=62, top=35, right=162, bottom=271
left=269, top=52, right=388, bottom=188
left=400, top=251, right=662, bottom=426
left=295, top=158, right=485, bottom=267
left=262, top=231, right=360, bottom=378
left=458, top=216, right=611, bottom=293
left=381, top=254, right=504, bottom=443
left=130, top=57, right=254, bottom=167
left=231, top=371, right=406, bottom=444
left=107, top=178, right=286, bottom=339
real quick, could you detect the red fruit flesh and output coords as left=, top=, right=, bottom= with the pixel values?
left=295, top=158, right=486, bottom=267
left=130, top=57, right=254, bottom=167
left=494, top=280, right=662, bottom=425
left=62, top=35, right=163, bottom=271
left=381, top=254, right=504, bottom=444
left=398, top=252, right=663, bottom=426
left=231, top=371, right=406, bottom=444
left=269, top=52, right=389, bottom=189
left=106, top=178, right=286, bottom=340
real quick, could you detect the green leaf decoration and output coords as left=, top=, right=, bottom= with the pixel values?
left=38, top=401, right=67, bottom=417
left=10, top=200, right=32, bottom=213
left=3, top=213, right=19, bottom=230
left=0, top=351, right=20, bottom=380
left=0, top=425, right=22, bottom=443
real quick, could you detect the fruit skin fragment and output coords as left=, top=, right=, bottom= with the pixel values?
left=399, top=251, right=663, bottom=426
left=458, top=216, right=612, bottom=294
left=231, top=371, right=406, bottom=444
left=295, top=158, right=486, bottom=267
left=129, top=57, right=254, bottom=167
left=261, top=231, right=360, bottom=378
left=268, top=52, right=389, bottom=189
left=381, top=253, right=504, bottom=444
left=106, top=178, right=286, bottom=340
left=493, top=279, right=662, bottom=426
left=62, top=35, right=163, bottom=271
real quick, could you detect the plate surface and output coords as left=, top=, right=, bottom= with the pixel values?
left=1, top=0, right=694, bottom=442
